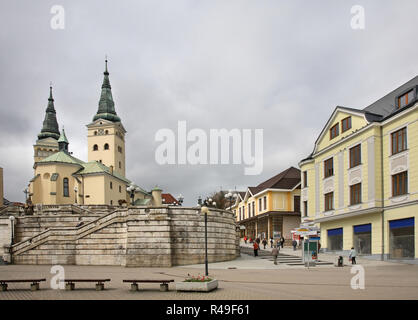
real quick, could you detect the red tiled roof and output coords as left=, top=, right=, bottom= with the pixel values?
left=161, top=193, right=179, bottom=205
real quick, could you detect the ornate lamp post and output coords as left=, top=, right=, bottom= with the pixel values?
left=23, top=188, right=29, bottom=202
left=127, top=183, right=140, bottom=206
left=9, top=216, right=15, bottom=245
left=178, top=194, right=184, bottom=206
left=225, top=191, right=237, bottom=211
left=200, top=197, right=217, bottom=276
left=74, top=185, right=78, bottom=204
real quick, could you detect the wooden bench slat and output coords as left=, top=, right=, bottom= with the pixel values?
left=123, top=280, right=174, bottom=283
left=0, top=279, right=46, bottom=283
left=61, top=279, right=111, bottom=282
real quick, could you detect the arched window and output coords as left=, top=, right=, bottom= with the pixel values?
left=93, top=144, right=98, bottom=151
left=94, top=131, right=98, bottom=135
left=104, top=143, right=109, bottom=150
left=105, top=130, right=109, bottom=135
left=63, top=178, right=69, bottom=197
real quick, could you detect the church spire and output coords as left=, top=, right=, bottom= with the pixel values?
left=38, top=85, right=60, bottom=140
left=93, top=59, right=121, bottom=123
left=58, top=127, right=69, bottom=153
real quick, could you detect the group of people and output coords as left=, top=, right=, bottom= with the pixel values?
left=247, top=236, right=285, bottom=257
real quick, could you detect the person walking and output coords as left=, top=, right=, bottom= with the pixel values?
left=349, top=247, right=357, bottom=264
left=262, top=238, right=267, bottom=249
left=272, top=245, right=279, bottom=265
left=253, top=241, right=259, bottom=257
left=280, top=236, right=285, bottom=248
left=292, top=239, right=297, bottom=251
left=270, top=237, right=274, bottom=248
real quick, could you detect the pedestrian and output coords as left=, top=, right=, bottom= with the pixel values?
left=280, top=236, right=285, bottom=248
left=262, top=238, right=267, bottom=249
left=272, top=245, right=279, bottom=265
left=249, top=237, right=253, bottom=244
left=292, top=239, right=297, bottom=251
left=253, top=241, right=259, bottom=257
left=256, top=237, right=261, bottom=245
left=244, top=236, right=247, bottom=244
left=270, top=237, right=274, bottom=248
left=349, top=247, right=357, bottom=265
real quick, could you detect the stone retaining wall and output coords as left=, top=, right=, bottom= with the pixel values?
left=8, top=206, right=239, bottom=267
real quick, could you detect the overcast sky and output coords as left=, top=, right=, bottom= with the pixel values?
left=0, top=0, right=417, bottom=205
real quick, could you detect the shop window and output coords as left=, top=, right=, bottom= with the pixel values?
left=353, top=224, right=371, bottom=255
left=389, top=218, right=415, bottom=259
left=327, top=228, right=343, bottom=251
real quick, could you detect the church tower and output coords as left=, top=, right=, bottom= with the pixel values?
left=33, top=86, right=60, bottom=164
left=87, top=60, right=126, bottom=177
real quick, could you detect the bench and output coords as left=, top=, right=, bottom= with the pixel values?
left=0, top=279, right=46, bottom=291
left=61, top=279, right=111, bottom=291
left=123, top=279, right=175, bottom=292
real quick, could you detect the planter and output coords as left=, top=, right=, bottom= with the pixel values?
left=175, top=279, right=218, bottom=292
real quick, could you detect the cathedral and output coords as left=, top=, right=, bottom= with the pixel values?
left=28, top=60, right=153, bottom=206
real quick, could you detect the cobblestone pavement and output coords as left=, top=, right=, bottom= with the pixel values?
left=1, top=258, right=418, bottom=300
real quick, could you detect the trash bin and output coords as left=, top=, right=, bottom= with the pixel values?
left=338, top=256, right=343, bottom=267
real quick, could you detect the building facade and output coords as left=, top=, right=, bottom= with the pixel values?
left=234, top=167, right=301, bottom=243
left=299, top=76, right=418, bottom=260
left=29, top=60, right=151, bottom=206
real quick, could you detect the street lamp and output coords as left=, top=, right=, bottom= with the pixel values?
left=74, top=185, right=78, bottom=204
left=127, top=183, right=140, bottom=206
left=200, top=205, right=210, bottom=276
left=23, top=188, right=29, bottom=202
left=225, top=191, right=237, bottom=211
left=198, top=196, right=218, bottom=276
left=9, top=216, right=15, bottom=245
left=178, top=194, right=184, bottom=206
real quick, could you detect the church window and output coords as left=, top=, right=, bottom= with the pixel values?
left=119, top=161, right=121, bottom=169
left=94, top=131, right=98, bottom=135
left=63, top=178, right=69, bottom=197
left=110, top=182, right=113, bottom=189
left=104, top=143, right=109, bottom=150
left=105, top=130, right=109, bottom=135
left=93, top=144, right=98, bottom=151
left=119, top=185, right=121, bottom=193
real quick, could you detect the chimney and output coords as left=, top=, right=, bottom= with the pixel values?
left=151, top=186, right=163, bottom=206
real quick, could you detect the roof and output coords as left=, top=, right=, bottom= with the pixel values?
left=75, top=161, right=130, bottom=183
left=93, top=60, right=121, bottom=123
left=363, top=75, right=418, bottom=119
left=134, top=198, right=152, bottom=205
left=57, top=128, right=69, bottom=143
left=161, top=193, right=179, bottom=205
left=38, top=86, right=60, bottom=140
left=37, top=151, right=130, bottom=184
left=38, top=151, right=85, bottom=166
left=247, top=167, right=301, bottom=196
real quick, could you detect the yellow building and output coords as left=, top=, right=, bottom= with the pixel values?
left=234, top=167, right=301, bottom=243
left=29, top=60, right=151, bottom=206
left=299, top=76, right=418, bottom=260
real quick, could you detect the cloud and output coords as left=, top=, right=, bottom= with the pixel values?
left=0, top=0, right=417, bottom=205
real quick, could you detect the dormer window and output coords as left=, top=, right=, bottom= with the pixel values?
left=397, top=89, right=415, bottom=109
left=330, top=124, right=339, bottom=139
left=341, top=116, right=352, bottom=133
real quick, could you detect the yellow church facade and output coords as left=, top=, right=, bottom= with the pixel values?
left=300, top=76, right=418, bottom=260
left=29, top=61, right=151, bottom=206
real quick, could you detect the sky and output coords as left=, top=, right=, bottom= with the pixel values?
left=0, top=0, right=417, bottom=206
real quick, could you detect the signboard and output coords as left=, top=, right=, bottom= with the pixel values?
left=239, top=225, right=246, bottom=230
